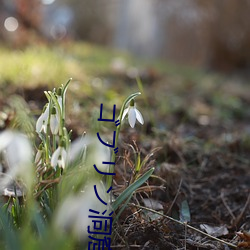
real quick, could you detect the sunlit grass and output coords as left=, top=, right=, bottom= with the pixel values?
left=0, top=42, right=206, bottom=87
left=0, top=42, right=132, bottom=87
left=0, top=41, right=248, bottom=129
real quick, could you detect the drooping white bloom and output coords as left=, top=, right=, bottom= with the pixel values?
left=0, top=130, right=33, bottom=190
left=36, top=103, right=50, bottom=133
left=67, top=135, right=87, bottom=164
left=50, top=106, right=59, bottom=135
left=67, top=135, right=111, bottom=173
left=51, top=145, right=67, bottom=169
left=54, top=181, right=110, bottom=239
left=122, top=99, right=144, bottom=128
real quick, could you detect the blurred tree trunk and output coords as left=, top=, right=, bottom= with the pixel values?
left=15, top=0, right=42, bottom=45
left=204, top=0, right=250, bottom=71
left=16, top=0, right=41, bottom=31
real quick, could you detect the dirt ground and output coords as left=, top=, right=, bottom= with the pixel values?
left=1, top=68, right=250, bottom=250
left=110, top=72, right=250, bottom=249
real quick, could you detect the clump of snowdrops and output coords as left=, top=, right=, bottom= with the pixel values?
left=0, top=79, right=154, bottom=250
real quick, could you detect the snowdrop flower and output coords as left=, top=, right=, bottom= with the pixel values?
left=54, top=181, right=109, bottom=239
left=67, top=135, right=87, bottom=164
left=36, top=103, right=50, bottom=133
left=122, top=99, right=144, bottom=128
left=67, top=135, right=110, bottom=173
left=0, top=130, right=33, bottom=190
left=51, top=142, right=67, bottom=169
left=50, top=106, right=59, bottom=135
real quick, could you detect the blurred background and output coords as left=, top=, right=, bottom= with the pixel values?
left=1, top=2, right=250, bottom=249
left=1, top=0, right=250, bottom=73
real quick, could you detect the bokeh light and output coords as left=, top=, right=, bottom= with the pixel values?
left=50, top=24, right=67, bottom=40
left=41, top=0, right=55, bottom=5
left=4, top=17, right=19, bottom=32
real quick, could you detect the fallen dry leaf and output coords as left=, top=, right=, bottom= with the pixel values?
left=237, top=231, right=250, bottom=248
left=200, top=224, right=228, bottom=237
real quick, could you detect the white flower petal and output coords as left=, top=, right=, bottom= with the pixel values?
left=36, top=113, right=45, bottom=133
left=6, top=133, right=32, bottom=170
left=0, top=131, right=33, bottom=191
left=67, top=137, right=87, bottom=163
left=44, top=104, right=50, bottom=118
left=36, top=104, right=50, bottom=134
left=61, top=148, right=67, bottom=160
left=0, top=130, right=13, bottom=151
left=121, top=107, right=129, bottom=121
left=50, top=114, right=59, bottom=135
left=54, top=181, right=109, bottom=239
left=128, top=107, right=136, bottom=128
left=41, top=122, right=48, bottom=133
left=51, top=147, right=67, bottom=169
left=60, top=148, right=67, bottom=169
left=135, top=109, right=144, bottom=125
left=121, top=102, right=144, bottom=128
left=51, top=147, right=61, bottom=168
left=58, top=159, right=64, bottom=169
left=94, top=140, right=111, bottom=172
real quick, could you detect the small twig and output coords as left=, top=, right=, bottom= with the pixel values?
left=34, top=179, right=60, bottom=198
left=184, top=221, right=187, bottom=250
left=39, top=178, right=60, bottom=184
left=111, top=244, right=141, bottom=248
left=129, top=203, right=238, bottom=249
left=233, top=192, right=250, bottom=227
left=166, top=178, right=183, bottom=215
left=221, top=190, right=236, bottom=221
left=112, top=224, right=128, bottom=248
left=135, top=185, right=164, bottom=193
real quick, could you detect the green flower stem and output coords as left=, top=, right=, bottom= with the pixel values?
left=61, top=78, right=72, bottom=127
left=62, top=127, right=70, bottom=150
left=52, top=134, right=56, bottom=152
left=44, top=94, right=53, bottom=164
left=48, top=92, right=62, bottom=136
left=107, top=92, right=141, bottom=189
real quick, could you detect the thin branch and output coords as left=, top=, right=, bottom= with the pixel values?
left=233, top=192, right=250, bottom=227
left=129, top=203, right=237, bottom=249
left=221, top=190, right=236, bottom=221
left=166, top=178, right=183, bottom=215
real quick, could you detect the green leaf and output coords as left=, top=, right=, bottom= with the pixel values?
left=32, top=209, right=46, bottom=237
left=113, top=192, right=134, bottom=224
left=0, top=208, right=21, bottom=250
left=112, top=167, right=154, bottom=211
left=179, top=199, right=191, bottom=222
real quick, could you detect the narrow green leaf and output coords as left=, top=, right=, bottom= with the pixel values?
left=135, top=152, right=141, bottom=173
left=32, top=210, right=45, bottom=237
left=62, top=78, right=72, bottom=97
left=112, top=167, right=154, bottom=211
left=0, top=208, right=21, bottom=250
left=113, top=192, right=134, bottom=224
